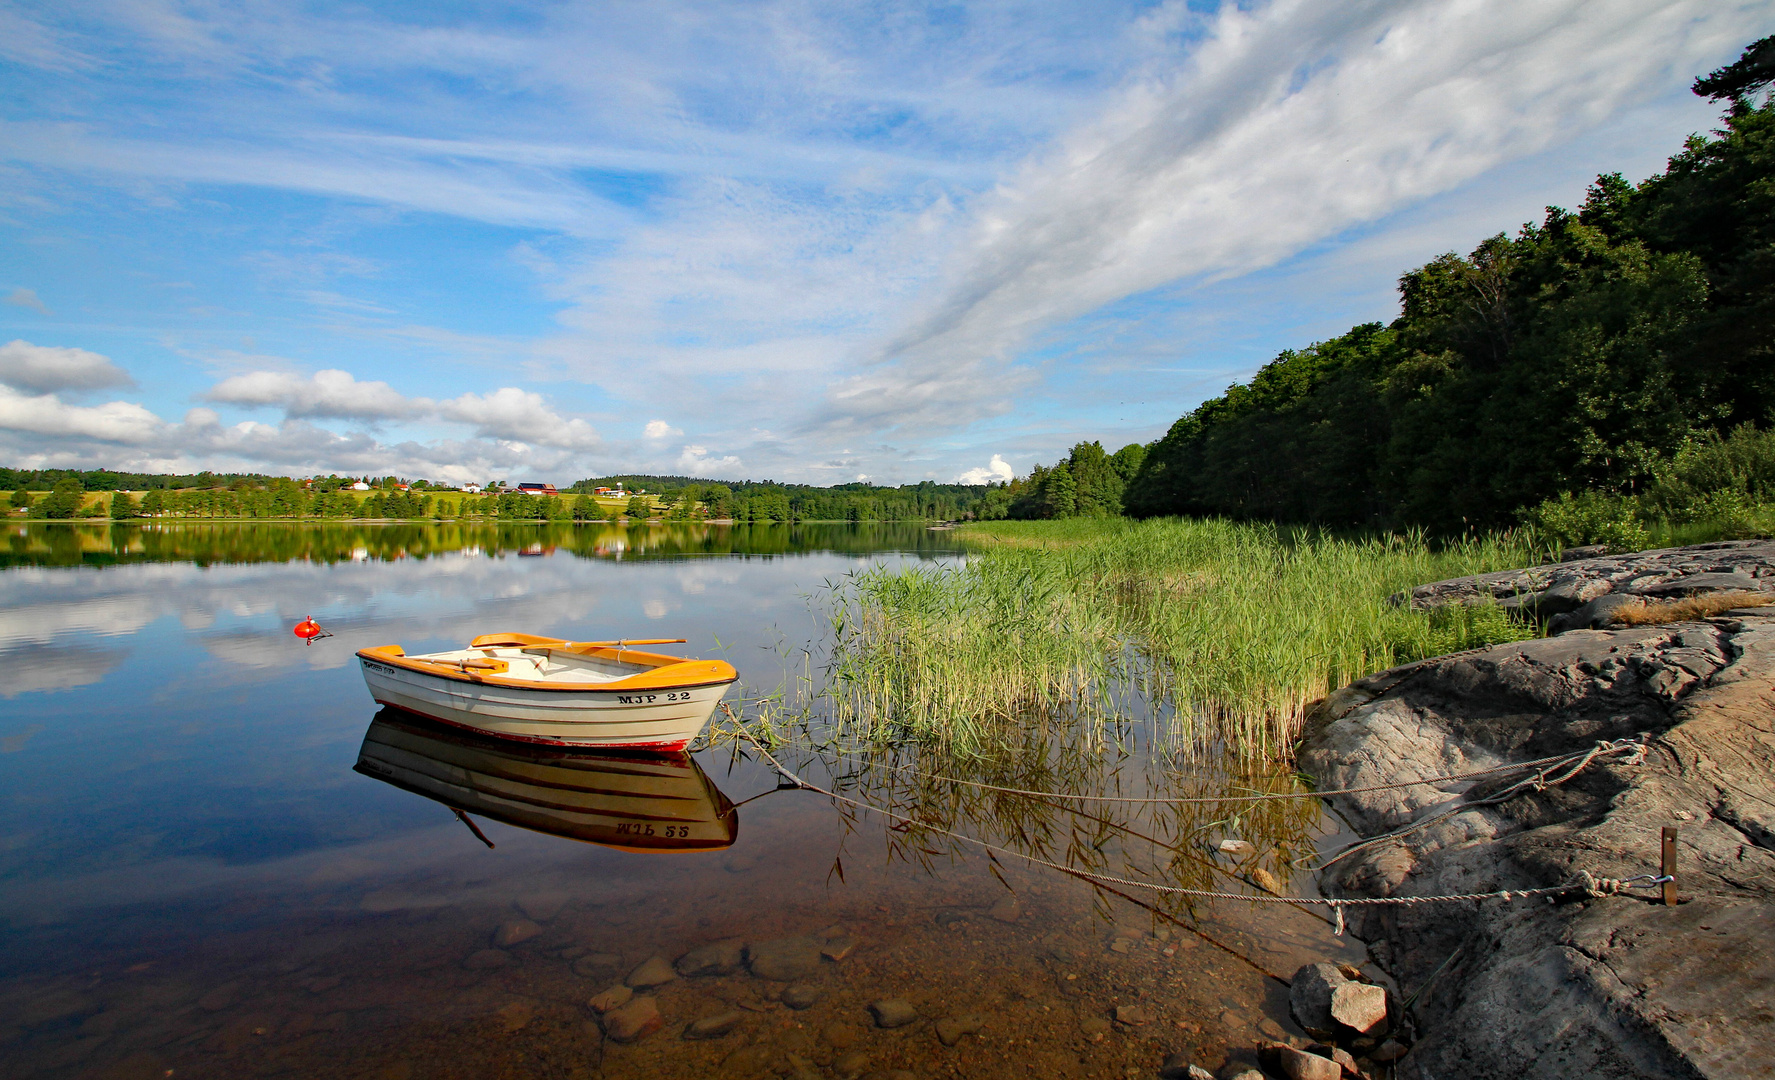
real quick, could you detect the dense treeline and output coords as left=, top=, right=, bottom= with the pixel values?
left=0, top=468, right=277, bottom=492
left=0, top=468, right=453, bottom=493
left=973, top=441, right=1146, bottom=520
left=571, top=475, right=992, bottom=522
left=6, top=472, right=995, bottom=523
left=1120, top=54, right=1775, bottom=533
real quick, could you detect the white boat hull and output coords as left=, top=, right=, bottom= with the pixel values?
left=358, top=655, right=731, bottom=750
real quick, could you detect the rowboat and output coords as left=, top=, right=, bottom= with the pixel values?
left=354, top=709, right=738, bottom=852
left=356, top=632, right=737, bottom=750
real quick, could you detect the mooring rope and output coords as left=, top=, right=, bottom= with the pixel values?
left=725, top=715, right=1668, bottom=936
left=734, top=713, right=1645, bottom=807
left=1312, top=737, right=1648, bottom=872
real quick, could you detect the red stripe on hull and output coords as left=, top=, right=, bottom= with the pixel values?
left=372, top=699, right=693, bottom=752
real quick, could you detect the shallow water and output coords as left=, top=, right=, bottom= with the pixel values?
left=0, top=521, right=1365, bottom=1080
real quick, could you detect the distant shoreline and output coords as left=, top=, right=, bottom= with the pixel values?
left=4, top=516, right=944, bottom=525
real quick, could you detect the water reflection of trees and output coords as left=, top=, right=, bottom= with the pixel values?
left=0, top=520, right=964, bottom=568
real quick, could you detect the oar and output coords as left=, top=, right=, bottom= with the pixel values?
left=568, top=638, right=687, bottom=647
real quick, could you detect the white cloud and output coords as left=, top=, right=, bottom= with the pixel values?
left=676, top=444, right=742, bottom=476
left=820, top=0, right=1763, bottom=434
left=438, top=387, right=600, bottom=449
left=643, top=419, right=681, bottom=440
left=0, top=386, right=599, bottom=485
left=957, top=454, right=1014, bottom=485
left=0, top=339, right=133, bottom=394
left=205, top=368, right=420, bottom=422
left=0, top=385, right=164, bottom=443
left=199, top=368, right=600, bottom=452
left=4, top=288, right=51, bottom=315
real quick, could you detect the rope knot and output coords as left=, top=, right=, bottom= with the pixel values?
left=1577, top=869, right=1624, bottom=897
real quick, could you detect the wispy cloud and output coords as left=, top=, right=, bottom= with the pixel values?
left=3, top=288, right=51, bottom=315
left=0, top=1, right=1763, bottom=484
left=817, top=0, right=1762, bottom=436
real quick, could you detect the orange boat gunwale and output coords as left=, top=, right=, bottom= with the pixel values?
left=355, top=633, right=738, bottom=695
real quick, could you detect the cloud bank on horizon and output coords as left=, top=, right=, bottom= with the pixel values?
left=0, top=0, right=1765, bottom=486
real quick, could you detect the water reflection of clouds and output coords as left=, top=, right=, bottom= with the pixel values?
left=0, top=643, right=129, bottom=698
left=0, top=547, right=901, bottom=694
left=675, top=563, right=744, bottom=595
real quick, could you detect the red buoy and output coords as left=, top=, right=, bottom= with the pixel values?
left=293, top=617, right=329, bottom=644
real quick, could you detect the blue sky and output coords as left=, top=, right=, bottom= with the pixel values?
left=0, top=0, right=1768, bottom=487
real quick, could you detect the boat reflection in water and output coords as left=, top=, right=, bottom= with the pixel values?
left=354, top=708, right=739, bottom=852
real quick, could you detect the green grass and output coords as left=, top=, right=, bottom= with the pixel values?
left=814, top=517, right=1546, bottom=758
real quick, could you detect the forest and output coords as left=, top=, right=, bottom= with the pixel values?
left=1009, top=43, right=1775, bottom=544
left=569, top=475, right=993, bottom=522
left=3, top=470, right=1001, bottom=523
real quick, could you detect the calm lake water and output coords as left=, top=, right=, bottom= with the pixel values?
left=0, top=521, right=1363, bottom=1080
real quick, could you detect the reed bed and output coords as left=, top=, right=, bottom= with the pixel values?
left=817, top=517, right=1547, bottom=758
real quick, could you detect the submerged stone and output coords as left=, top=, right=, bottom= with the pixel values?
left=934, top=1012, right=985, bottom=1046
left=600, top=995, right=660, bottom=1042
left=746, top=936, right=822, bottom=981
left=869, top=998, right=918, bottom=1028
left=492, top=919, right=542, bottom=948
left=624, top=955, right=676, bottom=989
left=683, top=1010, right=744, bottom=1040
left=675, top=938, right=744, bottom=977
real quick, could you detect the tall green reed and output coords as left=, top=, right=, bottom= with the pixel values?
left=818, top=517, right=1545, bottom=758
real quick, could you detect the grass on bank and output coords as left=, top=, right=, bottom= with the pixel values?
left=817, top=517, right=1549, bottom=758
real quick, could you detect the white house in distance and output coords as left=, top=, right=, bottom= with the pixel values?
left=461, top=483, right=482, bottom=494
left=351, top=481, right=370, bottom=491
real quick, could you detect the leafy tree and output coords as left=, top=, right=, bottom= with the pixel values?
left=34, top=479, right=84, bottom=519
left=1041, top=462, right=1078, bottom=518
left=110, top=492, right=140, bottom=519
left=626, top=496, right=650, bottom=519
left=139, top=489, right=164, bottom=516
left=1123, top=69, right=1775, bottom=532
left=10, top=487, right=30, bottom=512
left=1693, top=34, right=1775, bottom=101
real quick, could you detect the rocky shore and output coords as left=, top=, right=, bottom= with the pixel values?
left=1300, top=541, right=1775, bottom=1079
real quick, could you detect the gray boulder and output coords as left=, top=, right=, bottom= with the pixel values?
left=1288, top=963, right=1343, bottom=1038
left=1301, top=607, right=1775, bottom=1079
left=1394, top=540, right=1775, bottom=614
left=1548, top=593, right=1644, bottom=634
